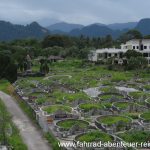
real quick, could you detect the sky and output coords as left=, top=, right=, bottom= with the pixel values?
left=0, top=0, right=150, bottom=26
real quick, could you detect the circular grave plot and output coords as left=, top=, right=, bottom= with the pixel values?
left=140, top=111, right=150, bottom=122
left=28, top=92, right=44, bottom=97
left=147, top=98, right=150, bottom=103
left=118, top=130, right=150, bottom=143
left=97, top=115, right=131, bottom=126
left=113, top=102, right=147, bottom=113
left=113, top=102, right=129, bottom=110
left=64, top=92, right=90, bottom=102
left=56, top=119, right=89, bottom=131
left=36, top=97, right=56, bottom=105
left=143, top=85, right=150, bottom=91
left=129, top=91, right=150, bottom=100
left=79, top=103, right=104, bottom=112
left=42, top=105, right=72, bottom=114
left=96, top=115, right=132, bottom=132
left=99, top=93, right=124, bottom=101
left=75, top=130, right=113, bottom=142
left=145, top=98, right=150, bottom=108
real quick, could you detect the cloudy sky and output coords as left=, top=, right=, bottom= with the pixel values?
left=0, top=0, right=150, bottom=26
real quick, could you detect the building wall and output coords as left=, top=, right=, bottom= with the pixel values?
left=89, top=39, right=150, bottom=64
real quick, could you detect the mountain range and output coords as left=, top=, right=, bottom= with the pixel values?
left=0, top=18, right=150, bottom=41
left=0, top=21, right=49, bottom=41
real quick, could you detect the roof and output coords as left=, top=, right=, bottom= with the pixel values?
left=126, top=39, right=150, bottom=44
left=95, top=48, right=128, bottom=53
left=48, top=55, right=64, bottom=60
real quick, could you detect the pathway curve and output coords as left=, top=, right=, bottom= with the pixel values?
left=0, top=91, right=51, bottom=150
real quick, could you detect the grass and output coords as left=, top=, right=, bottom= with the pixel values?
left=0, top=80, right=10, bottom=94
left=125, top=112, right=140, bottom=119
left=114, top=102, right=129, bottom=109
left=100, top=94, right=123, bottom=101
left=129, top=91, right=143, bottom=99
left=98, top=116, right=131, bottom=126
left=118, top=130, right=150, bottom=143
left=76, top=130, right=113, bottom=142
left=0, top=99, right=27, bottom=150
left=57, top=119, right=89, bottom=130
left=45, top=133, right=61, bottom=150
left=147, top=98, right=150, bottom=103
left=144, top=84, right=150, bottom=91
left=141, top=111, right=150, bottom=121
left=79, top=103, right=103, bottom=112
left=43, top=105, right=72, bottom=114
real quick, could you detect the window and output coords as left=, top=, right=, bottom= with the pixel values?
left=133, top=46, right=135, bottom=49
left=137, top=46, right=139, bottom=49
left=140, top=44, right=144, bottom=50
left=120, top=53, right=123, bottom=58
left=115, top=53, right=118, bottom=57
left=144, top=46, right=147, bottom=49
left=108, top=53, right=111, bottom=57
left=143, top=53, right=148, bottom=57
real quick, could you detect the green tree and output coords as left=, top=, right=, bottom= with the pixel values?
left=40, top=59, right=49, bottom=74
left=0, top=51, right=17, bottom=83
left=124, top=50, right=142, bottom=59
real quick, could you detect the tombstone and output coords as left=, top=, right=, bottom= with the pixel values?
left=54, top=110, right=67, bottom=119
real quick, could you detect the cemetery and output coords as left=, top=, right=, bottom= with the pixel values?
left=12, top=60, right=150, bottom=150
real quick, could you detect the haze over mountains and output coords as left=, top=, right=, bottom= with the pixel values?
left=0, top=18, right=150, bottom=41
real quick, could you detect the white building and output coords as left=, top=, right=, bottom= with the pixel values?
left=88, top=39, right=150, bottom=64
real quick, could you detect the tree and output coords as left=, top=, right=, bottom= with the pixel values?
left=127, top=56, right=148, bottom=70
left=124, top=50, right=148, bottom=70
left=126, top=30, right=143, bottom=39
left=0, top=51, right=17, bottom=83
left=40, top=59, right=49, bottom=74
left=118, top=30, right=143, bottom=43
left=124, top=50, right=142, bottom=59
left=42, top=35, right=73, bottom=48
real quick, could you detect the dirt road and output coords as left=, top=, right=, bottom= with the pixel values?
left=0, top=91, right=51, bottom=150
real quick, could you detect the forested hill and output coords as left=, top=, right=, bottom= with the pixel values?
left=1, top=18, right=150, bottom=41
left=0, top=21, right=49, bottom=41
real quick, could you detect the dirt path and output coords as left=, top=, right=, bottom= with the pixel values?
left=0, top=91, right=51, bottom=150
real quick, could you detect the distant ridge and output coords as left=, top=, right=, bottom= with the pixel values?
left=135, top=18, right=150, bottom=35
left=46, top=22, right=84, bottom=32
left=0, top=18, right=150, bottom=41
left=0, top=21, right=49, bottom=41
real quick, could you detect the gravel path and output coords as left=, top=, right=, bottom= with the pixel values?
left=0, top=91, right=51, bottom=150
